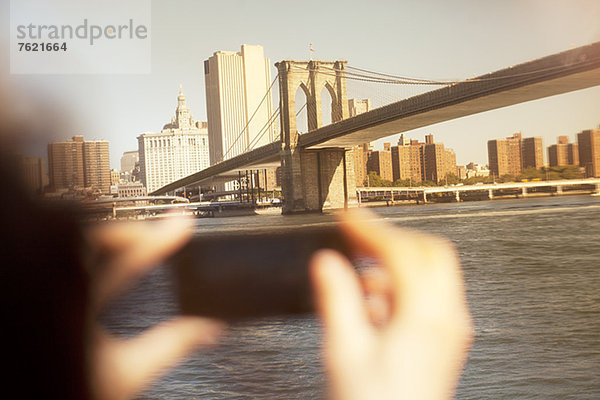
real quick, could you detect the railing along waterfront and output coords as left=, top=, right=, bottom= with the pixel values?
left=357, top=179, right=600, bottom=204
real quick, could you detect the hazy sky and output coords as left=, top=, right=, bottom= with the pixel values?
left=2, top=0, right=600, bottom=168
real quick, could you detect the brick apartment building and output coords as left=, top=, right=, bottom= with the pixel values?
left=577, top=128, right=600, bottom=177
left=48, top=135, right=110, bottom=193
left=548, top=136, right=579, bottom=167
left=487, top=133, right=543, bottom=178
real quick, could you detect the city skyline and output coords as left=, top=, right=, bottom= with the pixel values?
left=25, top=122, right=600, bottom=197
left=1, top=1, right=599, bottom=168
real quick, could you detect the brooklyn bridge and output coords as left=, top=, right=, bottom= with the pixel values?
left=152, top=41, right=600, bottom=214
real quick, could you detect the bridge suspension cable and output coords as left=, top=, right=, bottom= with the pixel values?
left=296, top=101, right=307, bottom=116
left=221, top=74, right=280, bottom=161
left=346, top=65, right=454, bottom=83
left=293, top=64, right=455, bottom=85
left=288, top=57, right=597, bottom=121
left=245, top=96, right=308, bottom=151
left=296, top=59, right=592, bottom=86
left=246, top=106, right=281, bottom=151
left=345, top=61, right=591, bottom=84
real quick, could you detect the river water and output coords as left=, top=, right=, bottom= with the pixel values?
left=102, top=195, right=600, bottom=399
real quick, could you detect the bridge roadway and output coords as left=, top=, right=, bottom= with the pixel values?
left=153, top=41, right=600, bottom=196
left=87, top=196, right=189, bottom=204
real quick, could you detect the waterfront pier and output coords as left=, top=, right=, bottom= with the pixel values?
left=357, top=179, right=600, bottom=205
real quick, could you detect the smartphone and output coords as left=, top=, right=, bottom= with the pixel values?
left=174, top=224, right=351, bottom=321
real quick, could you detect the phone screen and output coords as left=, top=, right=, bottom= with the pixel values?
left=174, top=224, right=350, bottom=320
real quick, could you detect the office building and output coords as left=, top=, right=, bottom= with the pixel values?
left=110, top=170, right=121, bottom=186
left=204, top=45, right=276, bottom=164
left=577, top=128, right=600, bottom=177
left=131, top=162, right=142, bottom=183
left=120, top=150, right=139, bottom=173
left=488, top=133, right=543, bottom=178
left=548, top=136, right=579, bottom=167
left=138, top=86, right=210, bottom=193
left=48, top=135, right=110, bottom=193
left=117, top=182, right=147, bottom=198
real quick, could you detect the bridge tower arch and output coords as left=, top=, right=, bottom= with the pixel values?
left=276, top=60, right=349, bottom=146
left=275, top=60, right=356, bottom=214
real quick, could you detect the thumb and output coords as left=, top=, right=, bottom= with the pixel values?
left=310, top=250, right=371, bottom=356
left=92, top=316, right=225, bottom=400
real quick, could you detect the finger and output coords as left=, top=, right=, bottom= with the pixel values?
left=361, top=268, right=393, bottom=326
left=93, top=316, right=225, bottom=400
left=92, top=216, right=193, bottom=309
left=365, top=293, right=392, bottom=327
left=361, top=267, right=392, bottom=296
left=335, top=209, right=400, bottom=263
left=310, top=249, right=372, bottom=356
left=337, top=209, right=419, bottom=307
left=337, top=209, right=462, bottom=315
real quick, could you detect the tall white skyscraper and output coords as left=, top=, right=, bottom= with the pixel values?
left=204, top=44, right=277, bottom=165
left=138, top=86, right=210, bottom=193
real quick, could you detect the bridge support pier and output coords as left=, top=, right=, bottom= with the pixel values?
left=455, top=190, right=461, bottom=202
left=488, top=189, right=494, bottom=200
left=556, top=185, right=563, bottom=195
left=276, top=59, right=356, bottom=214
left=281, top=147, right=357, bottom=214
left=521, top=187, right=528, bottom=197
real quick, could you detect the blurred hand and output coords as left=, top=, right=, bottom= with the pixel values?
left=311, top=210, right=472, bottom=400
left=84, top=216, right=225, bottom=400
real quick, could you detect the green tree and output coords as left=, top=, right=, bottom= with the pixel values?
left=462, top=175, right=489, bottom=185
left=393, top=178, right=413, bottom=187
left=546, top=169, right=562, bottom=180
left=550, top=165, right=584, bottom=179
left=421, top=180, right=437, bottom=187
left=444, top=173, right=460, bottom=185
left=499, top=174, right=516, bottom=183
left=365, top=171, right=393, bottom=187
left=518, top=167, right=544, bottom=181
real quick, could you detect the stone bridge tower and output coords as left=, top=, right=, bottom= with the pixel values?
left=275, top=60, right=356, bottom=214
